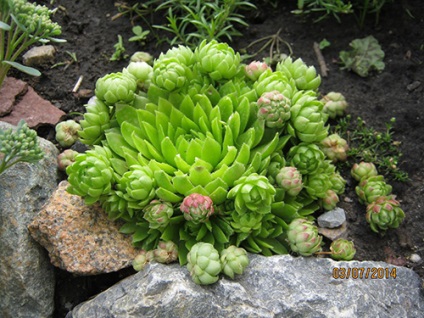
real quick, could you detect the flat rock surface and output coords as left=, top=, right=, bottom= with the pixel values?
left=0, top=77, right=28, bottom=116
left=67, top=254, right=424, bottom=318
left=29, top=181, right=138, bottom=275
left=0, top=82, right=65, bottom=128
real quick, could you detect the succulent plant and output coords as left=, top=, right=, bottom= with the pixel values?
left=321, top=92, right=348, bottom=119
left=276, top=56, right=321, bottom=91
left=186, top=242, right=222, bottom=285
left=130, top=51, right=154, bottom=64
left=229, top=210, right=263, bottom=233
left=321, top=189, right=340, bottom=210
left=78, top=98, right=112, bottom=145
left=288, top=95, right=328, bottom=143
left=257, top=90, right=291, bottom=129
left=57, top=149, right=78, bottom=171
left=180, top=193, right=215, bottom=224
left=329, top=172, right=346, bottom=195
left=119, top=165, right=156, bottom=209
left=66, top=40, right=350, bottom=279
left=143, top=200, right=174, bottom=229
left=351, top=162, right=378, bottom=182
left=275, top=166, right=303, bottom=197
left=355, top=175, right=392, bottom=204
left=228, top=173, right=276, bottom=215
left=123, top=61, right=153, bottom=90
left=286, top=218, right=323, bottom=256
left=288, top=143, right=325, bottom=175
left=95, top=72, right=137, bottom=105
left=220, top=245, right=249, bottom=279
left=55, top=120, right=82, bottom=147
left=366, top=196, right=405, bottom=233
left=66, top=146, right=114, bottom=204
left=330, top=239, right=356, bottom=261
left=244, top=61, right=271, bottom=81
left=254, top=71, right=295, bottom=98
left=320, top=133, right=349, bottom=163
left=153, top=241, right=179, bottom=264
left=195, top=40, right=241, bottom=81
left=132, top=250, right=154, bottom=271
left=305, top=173, right=332, bottom=199
left=152, top=57, right=190, bottom=92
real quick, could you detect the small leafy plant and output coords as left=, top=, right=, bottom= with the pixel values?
left=129, top=26, right=150, bottom=44
left=293, top=0, right=353, bottom=23
left=339, top=35, right=385, bottom=77
left=293, top=0, right=393, bottom=27
left=333, top=115, right=408, bottom=182
left=0, top=120, right=44, bottom=175
left=0, top=0, right=64, bottom=88
left=115, top=0, right=256, bottom=48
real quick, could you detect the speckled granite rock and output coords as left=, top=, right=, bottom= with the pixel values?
left=67, top=254, right=424, bottom=318
left=28, top=180, right=138, bottom=275
left=0, top=121, right=58, bottom=318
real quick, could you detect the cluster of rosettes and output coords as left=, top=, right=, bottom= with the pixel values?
left=66, top=40, right=352, bottom=283
left=351, top=162, right=405, bottom=233
left=0, top=120, right=44, bottom=174
left=12, top=0, right=61, bottom=37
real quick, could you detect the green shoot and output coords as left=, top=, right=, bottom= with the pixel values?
left=110, top=35, right=128, bottom=61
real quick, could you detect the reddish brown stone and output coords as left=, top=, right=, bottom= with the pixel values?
left=0, top=77, right=28, bottom=116
left=28, top=181, right=138, bottom=275
left=1, top=85, right=65, bottom=128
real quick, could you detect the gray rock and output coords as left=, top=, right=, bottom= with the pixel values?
left=318, top=207, right=346, bottom=228
left=22, top=45, right=56, bottom=66
left=0, top=121, right=59, bottom=318
left=67, top=254, right=424, bottom=318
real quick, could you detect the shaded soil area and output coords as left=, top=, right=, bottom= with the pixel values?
left=10, top=0, right=424, bottom=317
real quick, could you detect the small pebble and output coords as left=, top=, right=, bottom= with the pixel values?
left=407, top=81, right=421, bottom=92
left=409, top=253, right=421, bottom=263
left=318, top=207, right=346, bottom=228
left=22, top=45, right=56, bottom=66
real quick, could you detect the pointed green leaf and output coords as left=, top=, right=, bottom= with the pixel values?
left=228, top=112, right=241, bottom=141
left=156, top=187, right=183, bottom=203
left=116, top=104, right=139, bottom=126
left=173, top=175, right=195, bottom=195
left=236, top=127, right=255, bottom=148
left=105, top=129, right=131, bottom=158
left=120, top=121, right=143, bottom=148
left=161, top=137, right=178, bottom=167
left=137, top=108, right=156, bottom=128
left=200, top=136, right=221, bottom=167
left=154, top=170, right=176, bottom=193
left=179, top=94, right=195, bottom=119
left=217, top=96, right=234, bottom=122
left=236, top=97, right=250, bottom=133
left=212, top=223, right=229, bottom=244
left=209, top=187, right=228, bottom=205
left=196, top=223, right=209, bottom=241
left=3, top=61, right=41, bottom=76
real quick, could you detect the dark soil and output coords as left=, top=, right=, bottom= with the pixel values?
left=13, top=0, right=424, bottom=317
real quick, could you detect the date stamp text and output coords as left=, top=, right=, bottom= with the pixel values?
left=332, top=267, right=397, bottom=279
